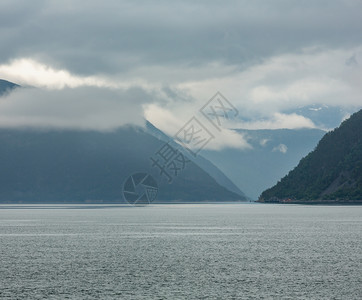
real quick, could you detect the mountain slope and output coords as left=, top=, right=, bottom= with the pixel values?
left=0, top=79, right=245, bottom=203
left=145, top=121, right=247, bottom=198
left=259, top=109, right=362, bottom=203
left=0, top=127, right=245, bottom=203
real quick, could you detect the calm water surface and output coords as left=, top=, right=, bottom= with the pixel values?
left=0, top=204, right=361, bottom=299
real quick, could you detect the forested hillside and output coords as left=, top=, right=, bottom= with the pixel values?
left=259, top=109, right=362, bottom=203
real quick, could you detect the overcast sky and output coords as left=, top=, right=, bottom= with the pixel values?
left=0, top=0, right=361, bottom=149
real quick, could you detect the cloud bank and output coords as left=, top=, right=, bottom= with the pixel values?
left=0, top=87, right=150, bottom=130
left=0, top=1, right=361, bottom=150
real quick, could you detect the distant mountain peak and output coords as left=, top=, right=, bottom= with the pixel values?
left=0, top=79, right=20, bottom=96
left=284, top=104, right=361, bottom=130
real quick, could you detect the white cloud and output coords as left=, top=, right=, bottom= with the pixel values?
left=176, top=46, right=362, bottom=116
left=0, top=58, right=110, bottom=89
left=0, top=86, right=150, bottom=130
left=309, top=107, right=322, bottom=111
left=273, top=144, right=288, bottom=154
left=233, top=112, right=316, bottom=130
left=144, top=104, right=186, bottom=137
left=0, top=47, right=361, bottom=145
left=260, top=139, right=270, bottom=147
left=204, top=128, right=252, bottom=151
left=0, top=1, right=361, bottom=153
left=144, top=103, right=251, bottom=151
left=0, top=58, right=154, bottom=90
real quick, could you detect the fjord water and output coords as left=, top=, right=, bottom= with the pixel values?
left=0, top=204, right=361, bottom=299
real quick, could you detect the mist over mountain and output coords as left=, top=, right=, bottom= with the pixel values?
left=0, top=79, right=248, bottom=203
left=260, top=109, right=362, bottom=203
left=202, top=128, right=325, bottom=199
left=1, top=79, right=360, bottom=203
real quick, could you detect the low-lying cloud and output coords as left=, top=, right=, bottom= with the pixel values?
left=0, top=86, right=151, bottom=130
left=144, top=103, right=252, bottom=151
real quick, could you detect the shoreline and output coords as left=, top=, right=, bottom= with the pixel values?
left=257, top=199, right=362, bottom=205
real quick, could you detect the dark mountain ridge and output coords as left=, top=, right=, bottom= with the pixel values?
left=259, top=109, right=362, bottom=203
left=0, top=127, right=245, bottom=203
